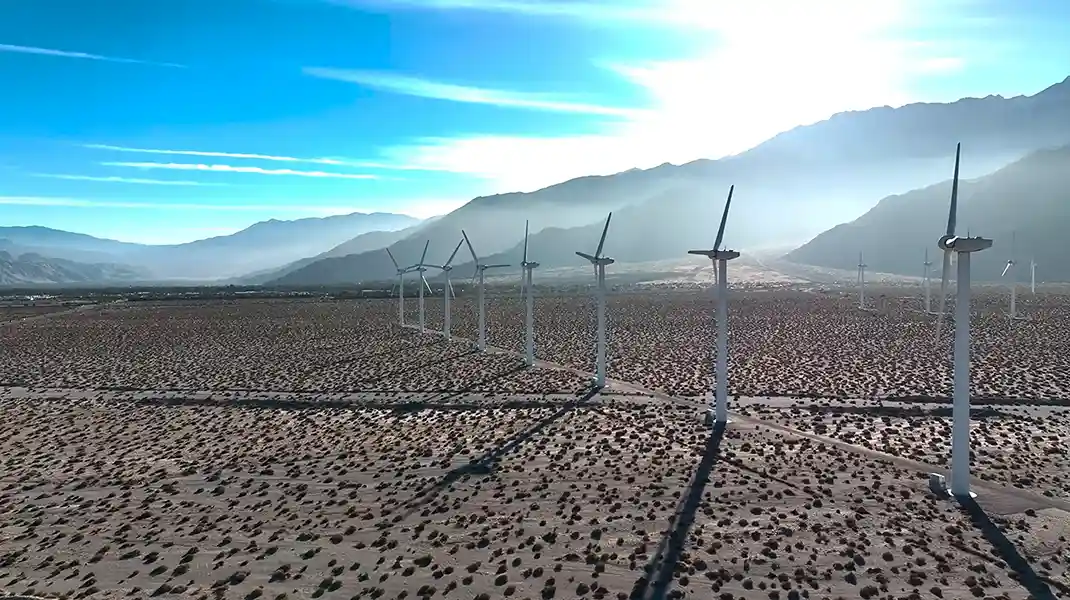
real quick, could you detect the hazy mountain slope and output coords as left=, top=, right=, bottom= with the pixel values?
left=240, top=223, right=424, bottom=284
left=0, top=227, right=142, bottom=261
left=0, top=251, right=150, bottom=285
left=785, top=145, right=1070, bottom=282
left=272, top=76, right=1070, bottom=286
left=0, top=238, right=123, bottom=264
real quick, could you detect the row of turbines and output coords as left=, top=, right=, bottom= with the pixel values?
left=383, top=143, right=1002, bottom=501
left=857, top=234, right=1039, bottom=319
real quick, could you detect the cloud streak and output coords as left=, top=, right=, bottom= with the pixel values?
left=31, top=174, right=226, bottom=186
left=0, top=43, right=185, bottom=68
left=84, top=144, right=452, bottom=172
left=328, top=0, right=657, bottom=23
left=0, top=196, right=384, bottom=214
left=102, top=162, right=383, bottom=180
left=304, top=67, right=642, bottom=117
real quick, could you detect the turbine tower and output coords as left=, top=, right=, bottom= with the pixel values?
left=409, top=240, right=433, bottom=332
left=857, top=251, right=868, bottom=310
left=386, top=247, right=413, bottom=326
left=519, top=220, right=540, bottom=367
left=688, top=185, right=739, bottom=426
left=428, top=238, right=464, bottom=340
left=462, top=230, right=510, bottom=351
left=1030, top=257, right=1037, bottom=295
left=934, top=142, right=993, bottom=499
left=576, top=213, right=614, bottom=388
left=923, top=248, right=933, bottom=314
left=1000, top=231, right=1020, bottom=320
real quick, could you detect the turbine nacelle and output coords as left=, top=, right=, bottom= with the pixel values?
left=688, top=249, right=741, bottom=261
left=576, top=251, right=615, bottom=266
left=940, top=236, right=993, bottom=253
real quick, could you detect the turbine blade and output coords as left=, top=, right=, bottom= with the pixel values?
left=462, top=229, right=478, bottom=263
left=713, top=185, right=734, bottom=252
left=445, top=238, right=463, bottom=268
left=576, top=251, right=597, bottom=262
left=423, top=274, right=432, bottom=295
left=935, top=249, right=952, bottom=338
left=385, top=247, right=400, bottom=270
left=523, top=220, right=529, bottom=264
left=595, top=212, right=612, bottom=258
left=487, top=264, right=510, bottom=269
left=947, top=143, right=960, bottom=237
left=448, top=279, right=456, bottom=298
left=419, top=239, right=430, bottom=266
left=1001, top=261, right=1012, bottom=278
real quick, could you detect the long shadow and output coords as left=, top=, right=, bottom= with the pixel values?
left=426, top=361, right=529, bottom=404
left=392, top=385, right=602, bottom=523
left=958, top=497, right=1064, bottom=599
left=353, top=348, right=478, bottom=385
left=631, top=421, right=726, bottom=600
left=298, top=337, right=446, bottom=376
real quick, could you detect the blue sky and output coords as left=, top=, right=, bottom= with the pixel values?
left=1, top=0, right=1068, bottom=244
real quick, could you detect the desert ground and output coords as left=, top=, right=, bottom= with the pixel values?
left=1, top=280, right=1069, bottom=599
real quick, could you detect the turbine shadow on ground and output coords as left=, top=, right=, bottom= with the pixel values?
left=632, top=421, right=726, bottom=600
left=958, top=497, right=1063, bottom=599
left=354, top=348, right=479, bottom=385
left=394, top=385, right=602, bottom=524
left=299, top=336, right=445, bottom=375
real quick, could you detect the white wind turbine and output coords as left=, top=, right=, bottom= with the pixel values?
left=519, top=220, right=540, bottom=367
left=576, top=213, right=614, bottom=388
left=408, top=240, right=433, bottom=332
left=688, top=185, right=739, bottom=426
left=461, top=230, right=510, bottom=352
left=427, top=238, right=465, bottom=340
left=923, top=248, right=934, bottom=314
left=1000, top=231, right=1024, bottom=320
left=1030, top=257, right=1037, bottom=295
left=934, top=142, right=992, bottom=499
left=856, top=251, right=868, bottom=310
left=386, top=247, right=415, bottom=327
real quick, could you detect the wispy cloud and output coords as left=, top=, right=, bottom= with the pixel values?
left=328, top=0, right=657, bottom=22
left=102, top=162, right=383, bottom=180
left=84, top=143, right=452, bottom=172
left=304, top=67, right=643, bottom=117
left=0, top=196, right=368, bottom=213
left=31, top=174, right=226, bottom=186
left=0, top=43, right=184, bottom=68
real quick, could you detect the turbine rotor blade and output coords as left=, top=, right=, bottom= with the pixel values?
left=523, top=220, right=529, bottom=264
left=445, top=238, right=463, bottom=268
left=419, top=240, right=430, bottom=267
left=422, top=274, right=432, bottom=295
left=1001, top=261, right=1012, bottom=277
left=595, top=212, right=612, bottom=258
left=385, top=247, right=400, bottom=270
left=713, top=185, right=734, bottom=252
left=947, top=143, right=960, bottom=237
left=462, top=229, right=478, bottom=263
left=448, top=279, right=456, bottom=298
left=935, top=249, right=953, bottom=339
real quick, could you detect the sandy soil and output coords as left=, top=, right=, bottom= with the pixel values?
left=1, top=389, right=1068, bottom=599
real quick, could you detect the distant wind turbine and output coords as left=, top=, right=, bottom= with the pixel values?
left=427, top=238, right=465, bottom=340
left=519, top=220, right=540, bottom=367
left=1000, top=231, right=1023, bottom=320
left=923, top=248, right=934, bottom=314
left=408, top=240, right=433, bottom=332
left=386, top=247, right=415, bottom=326
left=576, top=213, right=614, bottom=388
left=857, top=251, right=867, bottom=310
left=688, top=185, right=739, bottom=426
left=462, top=230, right=510, bottom=351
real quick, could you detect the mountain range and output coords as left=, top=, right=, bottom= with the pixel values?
left=7, top=75, right=1070, bottom=287
left=273, top=75, right=1070, bottom=286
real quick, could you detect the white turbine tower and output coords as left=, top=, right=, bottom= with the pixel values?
left=923, top=248, right=934, bottom=314
left=462, top=230, right=510, bottom=352
left=1000, top=231, right=1022, bottom=320
left=386, top=247, right=414, bottom=326
left=427, top=238, right=464, bottom=340
left=934, top=142, right=993, bottom=499
left=1030, top=257, right=1037, bottom=295
left=857, top=251, right=868, bottom=310
left=576, top=213, right=614, bottom=388
left=519, top=220, right=540, bottom=367
left=409, top=240, right=433, bottom=332
left=688, top=185, right=739, bottom=426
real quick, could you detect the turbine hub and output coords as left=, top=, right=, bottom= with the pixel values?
left=937, top=235, right=958, bottom=250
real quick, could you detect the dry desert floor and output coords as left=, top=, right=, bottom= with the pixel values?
left=1, top=292, right=1068, bottom=599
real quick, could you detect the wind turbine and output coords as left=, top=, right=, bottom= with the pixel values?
left=934, top=143, right=992, bottom=499
left=427, top=238, right=464, bottom=340
left=1030, top=257, right=1037, bottom=295
left=519, top=220, right=540, bottom=367
left=688, top=185, right=739, bottom=426
left=408, top=240, right=433, bottom=332
left=923, top=248, right=934, bottom=314
left=385, top=247, right=413, bottom=326
left=1000, top=231, right=1022, bottom=320
left=462, top=230, right=510, bottom=352
left=857, top=251, right=868, bottom=310
left=576, top=213, right=614, bottom=387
